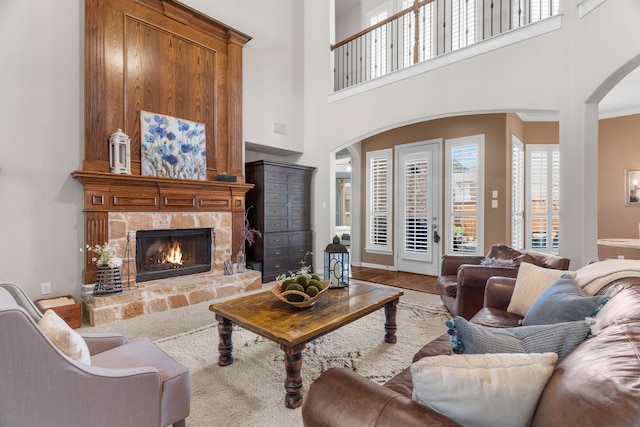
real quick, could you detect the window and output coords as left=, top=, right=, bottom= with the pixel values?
left=367, top=4, right=390, bottom=79
left=526, top=145, right=560, bottom=252
left=511, top=136, right=525, bottom=249
left=445, top=135, right=484, bottom=255
left=366, top=149, right=393, bottom=253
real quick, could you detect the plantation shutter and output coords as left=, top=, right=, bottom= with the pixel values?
left=403, top=158, right=430, bottom=253
left=511, top=136, right=525, bottom=250
left=366, top=149, right=393, bottom=253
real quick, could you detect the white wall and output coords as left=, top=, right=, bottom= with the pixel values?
left=0, top=1, right=85, bottom=299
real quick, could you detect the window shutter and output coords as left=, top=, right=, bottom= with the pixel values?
left=403, top=158, right=430, bottom=252
left=366, top=149, right=393, bottom=253
left=511, top=136, right=524, bottom=249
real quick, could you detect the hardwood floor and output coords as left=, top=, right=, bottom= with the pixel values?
left=350, top=266, right=439, bottom=295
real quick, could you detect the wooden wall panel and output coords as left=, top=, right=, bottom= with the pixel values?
left=78, top=0, right=253, bottom=284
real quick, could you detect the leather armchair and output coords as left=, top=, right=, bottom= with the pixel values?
left=0, top=282, right=190, bottom=427
left=437, top=245, right=570, bottom=319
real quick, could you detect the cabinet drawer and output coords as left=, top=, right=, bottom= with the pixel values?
left=289, top=231, right=312, bottom=246
left=289, top=246, right=310, bottom=262
left=266, top=170, right=287, bottom=182
left=264, top=246, right=289, bottom=259
left=265, top=192, right=288, bottom=205
left=288, top=193, right=305, bottom=204
left=288, top=205, right=307, bottom=218
left=264, top=233, right=290, bottom=248
left=288, top=219, right=307, bottom=230
left=264, top=206, right=288, bottom=218
left=263, top=257, right=290, bottom=274
left=265, top=219, right=289, bottom=231
left=265, top=182, right=288, bottom=192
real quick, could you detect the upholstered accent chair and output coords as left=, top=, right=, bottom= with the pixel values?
left=437, top=244, right=571, bottom=319
left=0, top=282, right=190, bottom=427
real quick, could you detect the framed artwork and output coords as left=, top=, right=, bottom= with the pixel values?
left=140, top=111, right=206, bottom=180
left=625, top=169, right=640, bottom=206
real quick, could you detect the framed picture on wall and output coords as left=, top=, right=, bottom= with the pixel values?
left=625, top=169, right=640, bottom=206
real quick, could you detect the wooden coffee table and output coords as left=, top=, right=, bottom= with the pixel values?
left=209, top=282, right=403, bottom=408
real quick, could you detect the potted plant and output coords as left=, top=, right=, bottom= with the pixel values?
left=86, top=242, right=123, bottom=295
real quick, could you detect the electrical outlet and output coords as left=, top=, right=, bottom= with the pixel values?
left=41, top=282, right=52, bottom=295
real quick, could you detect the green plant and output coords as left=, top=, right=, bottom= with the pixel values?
left=86, top=242, right=122, bottom=268
left=276, top=251, right=315, bottom=281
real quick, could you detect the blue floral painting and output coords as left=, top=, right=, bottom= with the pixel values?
left=140, top=111, right=206, bottom=180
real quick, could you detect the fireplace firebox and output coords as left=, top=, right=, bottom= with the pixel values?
left=136, top=228, right=212, bottom=282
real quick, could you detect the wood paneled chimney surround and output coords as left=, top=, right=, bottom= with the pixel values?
left=74, top=0, right=252, bottom=285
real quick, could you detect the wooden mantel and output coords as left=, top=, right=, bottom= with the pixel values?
left=72, top=171, right=252, bottom=213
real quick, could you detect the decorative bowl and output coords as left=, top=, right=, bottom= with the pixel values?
left=271, top=280, right=330, bottom=308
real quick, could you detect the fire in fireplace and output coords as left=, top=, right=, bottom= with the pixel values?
left=136, top=228, right=212, bottom=282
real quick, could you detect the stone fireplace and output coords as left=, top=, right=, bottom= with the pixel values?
left=75, top=0, right=257, bottom=325
left=79, top=210, right=261, bottom=326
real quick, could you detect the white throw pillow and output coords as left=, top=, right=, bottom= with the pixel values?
left=411, top=353, right=558, bottom=427
left=39, top=309, right=91, bottom=365
left=507, top=262, right=576, bottom=317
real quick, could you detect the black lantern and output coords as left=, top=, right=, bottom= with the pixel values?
left=324, top=236, right=349, bottom=288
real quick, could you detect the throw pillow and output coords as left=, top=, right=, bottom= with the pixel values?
left=411, top=352, right=558, bottom=427
left=39, top=309, right=91, bottom=365
left=507, top=262, right=576, bottom=316
left=446, top=316, right=591, bottom=361
left=486, top=243, right=522, bottom=260
left=480, top=257, right=516, bottom=267
left=522, top=274, right=608, bottom=326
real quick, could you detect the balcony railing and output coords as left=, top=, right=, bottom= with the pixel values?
left=331, top=0, right=559, bottom=91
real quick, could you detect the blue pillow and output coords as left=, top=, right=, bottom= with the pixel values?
left=446, top=316, right=591, bottom=361
left=522, top=274, right=608, bottom=326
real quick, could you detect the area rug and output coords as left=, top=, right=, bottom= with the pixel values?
left=154, top=300, right=451, bottom=427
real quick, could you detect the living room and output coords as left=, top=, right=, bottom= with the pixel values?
left=1, top=0, right=640, bottom=425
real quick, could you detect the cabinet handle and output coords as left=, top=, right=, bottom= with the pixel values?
left=275, top=264, right=281, bottom=268
left=275, top=252, right=281, bottom=255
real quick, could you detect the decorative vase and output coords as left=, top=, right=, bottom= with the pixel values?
left=237, top=249, right=245, bottom=273
left=93, top=265, right=123, bottom=296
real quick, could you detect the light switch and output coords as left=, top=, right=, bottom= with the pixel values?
left=492, top=190, right=498, bottom=198
left=492, top=200, right=498, bottom=208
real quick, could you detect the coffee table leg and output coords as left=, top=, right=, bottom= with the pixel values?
left=216, top=315, right=234, bottom=366
left=283, top=351, right=303, bottom=409
left=384, top=299, right=399, bottom=344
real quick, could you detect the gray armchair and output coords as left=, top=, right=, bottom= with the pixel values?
left=0, top=282, right=190, bottom=427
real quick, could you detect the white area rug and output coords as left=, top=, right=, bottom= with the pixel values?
left=79, top=283, right=451, bottom=426
left=155, top=300, right=451, bottom=427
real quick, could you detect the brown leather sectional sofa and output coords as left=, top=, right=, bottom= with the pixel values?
left=302, top=276, right=640, bottom=426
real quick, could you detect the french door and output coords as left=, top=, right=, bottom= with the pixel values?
left=395, top=139, right=442, bottom=276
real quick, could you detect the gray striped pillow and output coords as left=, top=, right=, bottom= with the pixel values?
left=447, top=316, right=591, bottom=361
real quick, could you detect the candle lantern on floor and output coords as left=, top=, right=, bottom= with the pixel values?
left=324, top=236, right=349, bottom=288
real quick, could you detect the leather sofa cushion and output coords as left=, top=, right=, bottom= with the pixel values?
left=532, top=287, right=640, bottom=426
left=437, top=276, right=458, bottom=298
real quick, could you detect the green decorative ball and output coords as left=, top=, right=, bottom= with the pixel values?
left=281, top=278, right=296, bottom=292
left=306, top=286, right=319, bottom=297
left=286, top=293, right=306, bottom=303
left=308, top=278, right=322, bottom=290
left=296, top=275, right=309, bottom=287
left=310, top=273, right=322, bottom=281
left=285, top=283, right=305, bottom=293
